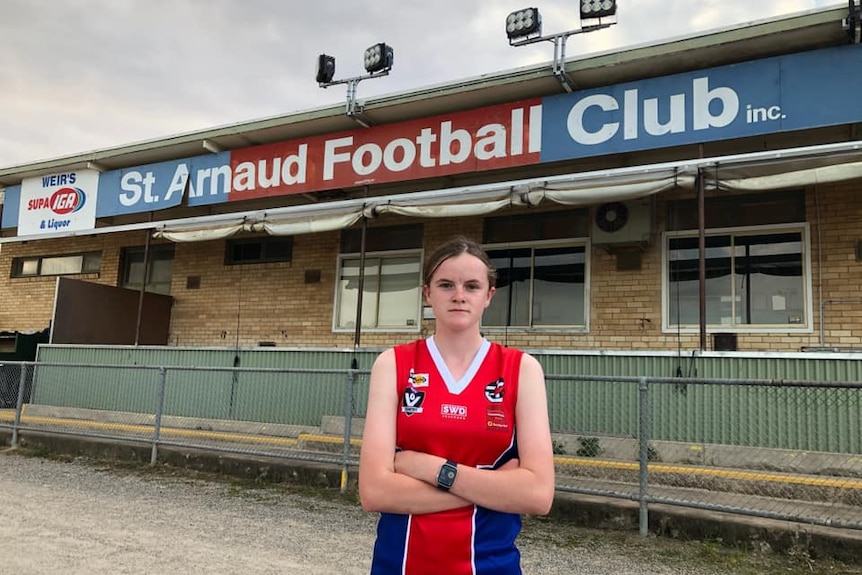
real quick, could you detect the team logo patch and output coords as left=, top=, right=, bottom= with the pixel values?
left=408, top=369, right=430, bottom=388
left=401, top=387, right=425, bottom=416
left=484, top=378, right=505, bottom=403
left=486, top=406, right=510, bottom=432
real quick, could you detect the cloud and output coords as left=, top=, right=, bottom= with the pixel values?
left=0, top=0, right=826, bottom=168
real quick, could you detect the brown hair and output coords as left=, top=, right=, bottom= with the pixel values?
left=423, top=236, right=497, bottom=288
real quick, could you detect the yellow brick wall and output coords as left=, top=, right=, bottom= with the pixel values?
left=1, top=183, right=860, bottom=352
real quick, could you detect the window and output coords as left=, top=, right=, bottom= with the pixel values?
left=334, top=225, right=424, bottom=332
left=666, top=228, right=808, bottom=329
left=335, top=254, right=422, bottom=330
left=120, top=244, right=175, bottom=295
left=226, top=236, right=293, bottom=265
left=483, top=210, right=589, bottom=329
left=11, top=251, right=101, bottom=278
left=484, top=244, right=587, bottom=328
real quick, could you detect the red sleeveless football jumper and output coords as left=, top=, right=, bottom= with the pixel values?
left=370, top=337, right=523, bottom=575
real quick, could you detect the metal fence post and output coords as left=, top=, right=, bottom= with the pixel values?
left=638, top=376, right=650, bottom=538
left=11, top=362, right=29, bottom=448
left=151, top=366, right=167, bottom=465
left=341, top=359, right=358, bottom=493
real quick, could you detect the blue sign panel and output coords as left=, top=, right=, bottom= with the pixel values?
left=95, top=152, right=232, bottom=217
left=1, top=186, right=21, bottom=229
left=540, top=45, right=862, bottom=162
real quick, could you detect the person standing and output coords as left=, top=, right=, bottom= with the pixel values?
left=359, top=236, right=555, bottom=575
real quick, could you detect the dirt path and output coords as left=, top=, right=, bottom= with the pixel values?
left=1, top=452, right=856, bottom=575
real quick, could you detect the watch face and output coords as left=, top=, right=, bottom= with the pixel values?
left=438, top=462, right=457, bottom=489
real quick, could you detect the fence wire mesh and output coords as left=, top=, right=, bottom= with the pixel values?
left=2, top=361, right=860, bottom=531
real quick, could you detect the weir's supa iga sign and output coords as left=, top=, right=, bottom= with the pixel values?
left=3, top=44, right=862, bottom=235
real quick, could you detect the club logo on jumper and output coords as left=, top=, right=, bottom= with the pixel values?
left=484, top=378, right=505, bottom=403
left=441, top=403, right=468, bottom=420
left=486, top=406, right=510, bottom=432
left=401, top=387, right=425, bottom=416
left=408, top=369, right=429, bottom=388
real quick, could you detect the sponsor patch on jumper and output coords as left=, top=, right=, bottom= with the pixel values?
left=401, top=387, right=425, bottom=416
left=486, top=406, right=510, bottom=432
left=441, top=403, right=467, bottom=419
left=408, top=369, right=429, bottom=388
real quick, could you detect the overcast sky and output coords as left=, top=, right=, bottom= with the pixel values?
left=0, top=0, right=841, bottom=169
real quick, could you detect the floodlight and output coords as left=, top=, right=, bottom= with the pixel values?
left=364, top=43, right=394, bottom=74
left=506, top=8, right=542, bottom=41
left=580, top=0, right=617, bottom=20
left=316, top=54, right=336, bottom=84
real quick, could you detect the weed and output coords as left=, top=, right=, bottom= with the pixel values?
left=575, top=436, right=602, bottom=457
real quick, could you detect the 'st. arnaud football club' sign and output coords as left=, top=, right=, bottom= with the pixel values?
left=18, top=169, right=99, bottom=236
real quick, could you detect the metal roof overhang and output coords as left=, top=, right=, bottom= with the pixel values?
left=0, top=5, right=851, bottom=188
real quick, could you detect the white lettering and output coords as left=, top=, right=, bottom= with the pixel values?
left=352, top=143, right=383, bottom=176
left=119, top=172, right=143, bottom=206
left=693, top=77, right=738, bottom=130
left=475, top=124, right=507, bottom=160
left=233, top=162, right=255, bottom=191
left=258, top=158, right=281, bottom=188
left=323, top=137, right=354, bottom=180
left=624, top=89, right=638, bottom=140
left=528, top=104, right=542, bottom=153
left=164, top=164, right=188, bottom=203
left=644, top=93, right=686, bottom=136
left=415, top=128, right=437, bottom=168
left=281, top=144, right=307, bottom=185
left=383, top=138, right=415, bottom=172
left=568, top=94, right=619, bottom=145
left=439, top=121, right=471, bottom=165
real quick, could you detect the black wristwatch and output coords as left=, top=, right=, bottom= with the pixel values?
left=436, top=460, right=458, bottom=491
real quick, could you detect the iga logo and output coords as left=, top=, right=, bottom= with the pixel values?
left=50, top=187, right=86, bottom=214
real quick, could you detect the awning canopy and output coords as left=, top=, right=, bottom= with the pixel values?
left=4, top=140, right=861, bottom=244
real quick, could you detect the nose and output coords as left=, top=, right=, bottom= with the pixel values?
left=451, top=284, right=466, bottom=301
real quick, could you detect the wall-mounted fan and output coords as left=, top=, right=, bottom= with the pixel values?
left=595, top=201, right=629, bottom=233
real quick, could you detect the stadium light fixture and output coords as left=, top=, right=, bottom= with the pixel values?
left=316, top=42, right=396, bottom=128
left=505, top=8, right=542, bottom=43
left=363, top=43, right=394, bottom=74
left=507, top=1, right=618, bottom=92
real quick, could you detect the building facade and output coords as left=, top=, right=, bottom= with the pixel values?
left=1, top=6, right=861, bottom=354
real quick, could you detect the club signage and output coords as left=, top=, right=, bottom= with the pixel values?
left=4, top=44, right=862, bottom=236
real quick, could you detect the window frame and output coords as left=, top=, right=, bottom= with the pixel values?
left=11, top=251, right=102, bottom=278
left=662, top=223, right=813, bottom=334
left=119, top=244, right=176, bottom=295
left=481, top=238, right=591, bottom=333
left=332, top=248, right=424, bottom=334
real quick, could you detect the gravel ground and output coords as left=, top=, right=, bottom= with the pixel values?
left=1, top=451, right=856, bottom=575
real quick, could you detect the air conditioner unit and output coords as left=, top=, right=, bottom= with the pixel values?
left=591, top=200, right=653, bottom=245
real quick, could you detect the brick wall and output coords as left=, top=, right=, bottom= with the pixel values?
left=2, top=183, right=860, bottom=352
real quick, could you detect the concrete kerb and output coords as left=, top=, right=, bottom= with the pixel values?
left=22, top=405, right=316, bottom=439
left=2, top=428, right=861, bottom=565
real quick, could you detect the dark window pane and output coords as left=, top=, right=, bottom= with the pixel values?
left=667, top=191, right=805, bottom=231
left=341, top=224, right=423, bottom=253
left=484, top=209, right=588, bottom=243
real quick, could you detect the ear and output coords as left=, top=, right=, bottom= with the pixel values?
left=484, top=286, right=496, bottom=308
left=422, top=284, right=430, bottom=302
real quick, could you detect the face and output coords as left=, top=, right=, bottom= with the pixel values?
left=423, top=253, right=495, bottom=330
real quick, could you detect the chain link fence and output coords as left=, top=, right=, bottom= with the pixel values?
left=1, top=361, right=860, bottom=533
